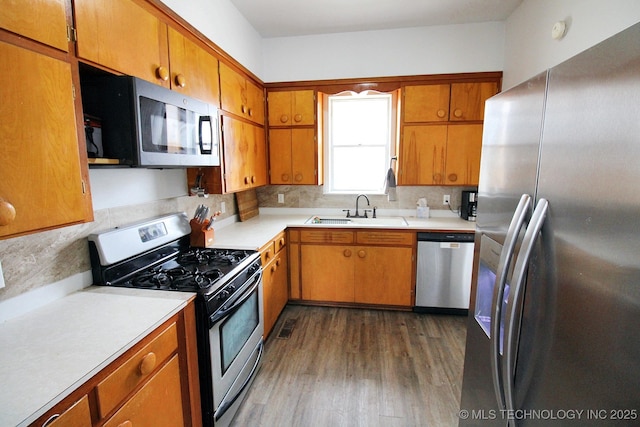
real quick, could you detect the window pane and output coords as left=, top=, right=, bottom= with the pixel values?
left=333, top=146, right=387, bottom=192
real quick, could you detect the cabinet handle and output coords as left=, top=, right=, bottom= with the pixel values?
left=448, top=173, right=458, bottom=182
left=156, top=66, right=169, bottom=82
left=241, top=105, right=247, bottom=114
left=265, top=249, right=271, bottom=259
left=139, top=352, right=157, bottom=376
left=358, top=250, right=366, bottom=258
left=0, top=198, right=17, bottom=226
left=279, top=238, right=285, bottom=248
left=436, top=109, right=446, bottom=118
left=117, top=421, right=133, bottom=427
left=294, top=173, right=303, bottom=182
left=271, top=264, right=277, bottom=273
left=433, top=173, right=442, bottom=184
left=248, top=108, right=253, bottom=117
left=453, top=108, right=463, bottom=118
left=275, top=259, right=281, bottom=267
left=343, top=249, right=352, bottom=257
left=244, top=176, right=249, bottom=185
left=281, top=173, right=290, bottom=182
left=280, top=114, right=289, bottom=123
left=293, top=114, right=303, bottom=123
left=42, top=414, right=60, bottom=427
left=251, top=176, right=256, bottom=184
left=174, top=73, right=186, bottom=88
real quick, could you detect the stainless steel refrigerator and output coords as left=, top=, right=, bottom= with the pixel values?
left=459, top=22, right=640, bottom=426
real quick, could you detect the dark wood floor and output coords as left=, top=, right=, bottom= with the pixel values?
left=231, top=304, right=468, bottom=427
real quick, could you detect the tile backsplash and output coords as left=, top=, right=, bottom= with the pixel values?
left=0, top=184, right=472, bottom=303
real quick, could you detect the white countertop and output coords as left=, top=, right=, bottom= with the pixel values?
left=0, top=286, right=194, bottom=427
left=210, top=209, right=475, bottom=249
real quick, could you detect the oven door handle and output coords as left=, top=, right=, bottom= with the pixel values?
left=215, top=339, right=264, bottom=421
left=210, top=271, right=262, bottom=326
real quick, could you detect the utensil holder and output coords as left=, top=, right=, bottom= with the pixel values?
left=190, top=219, right=214, bottom=247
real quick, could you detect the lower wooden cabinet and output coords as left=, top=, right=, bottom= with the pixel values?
left=290, top=229, right=416, bottom=308
left=261, top=231, right=289, bottom=337
left=31, top=301, right=201, bottom=427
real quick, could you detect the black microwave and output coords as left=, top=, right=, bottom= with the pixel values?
left=81, top=75, right=220, bottom=168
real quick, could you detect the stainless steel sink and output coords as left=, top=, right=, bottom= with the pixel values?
left=305, top=216, right=408, bottom=227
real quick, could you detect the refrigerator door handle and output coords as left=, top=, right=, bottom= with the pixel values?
left=502, top=198, right=549, bottom=423
left=490, top=193, right=532, bottom=410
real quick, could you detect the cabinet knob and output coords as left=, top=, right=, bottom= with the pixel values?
left=279, top=238, right=285, bottom=248
left=241, top=105, right=247, bottom=114
left=343, top=249, right=352, bottom=258
left=293, top=114, right=303, bottom=123
left=358, top=250, right=366, bottom=258
left=453, top=109, right=463, bottom=118
left=248, top=108, right=253, bottom=117
left=117, top=421, right=133, bottom=427
left=281, top=173, right=290, bottom=182
left=448, top=173, right=458, bottom=182
left=265, top=249, right=271, bottom=259
left=251, top=176, right=256, bottom=184
left=139, top=352, right=157, bottom=376
left=280, top=114, right=289, bottom=124
left=275, top=259, right=281, bottom=267
left=436, top=109, right=446, bottom=118
left=244, top=176, right=250, bottom=185
left=174, top=73, right=186, bottom=88
left=0, top=198, right=16, bottom=226
left=156, top=66, right=169, bottom=82
left=271, top=264, right=277, bottom=273
left=433, top=173, right=442, bottom=184
left=294, top=173, right=303, bottom=182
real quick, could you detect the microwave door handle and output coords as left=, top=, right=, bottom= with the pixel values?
left=502, top=198, right=548, bottom=423
left=490, top=193, right=531, bottom=411
left=199, top=116, right=212, bottom=154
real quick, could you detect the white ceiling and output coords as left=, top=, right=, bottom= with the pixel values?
left=230, top=0, right=524, bottom=38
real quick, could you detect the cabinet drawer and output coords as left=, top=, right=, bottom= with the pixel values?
left=300, top=230, right=354, bottom=244
left=356, top=231, right=414, bottom=246
left=45, top=395, right=91, bottom=427
left=102, top=355, right=185, bottom=427
left=95, top=322, right=178, bottom=418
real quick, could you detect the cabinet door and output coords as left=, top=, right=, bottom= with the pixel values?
left=269, top=129, right=293, bottom=184
left=220, top=62, right=264, bottom=124
left=245, top=79, right=265, bottom=125
left=355, top=246, right=414, bottom=306
left=450, top=82, right=498, bottom=121
left=46, top=395, right=91, bottom=427
left=74, top=0, right=170, bottom=86
left=102, top=356, right=185, bottom=427
left=248, top=122, right=268, bottom=187
left=0, top=41, right=89, bottom=238
left=263, top=249, right=288, bottom=337
left=1, top=0, right=68, bottom=51
left=268, top=90, right=314, bottom=126
left=445, top=124, right=483, bottom=185
left=301, top=245, right=354, bottom=302
left=291, top=128, right=317, bottom=184
left=167, top=27, right=220, bottom=106
left=221, top=117, right=267, bottom=192
left=403, top=84, right=450, bottom=122
left=399, top=125, right=447, bottom=185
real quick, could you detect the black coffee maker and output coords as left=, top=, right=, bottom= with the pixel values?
left=461, top=191, right=477, bottom=221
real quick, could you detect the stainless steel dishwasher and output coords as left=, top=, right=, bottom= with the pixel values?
left=414, top=232, right=475, bottom=315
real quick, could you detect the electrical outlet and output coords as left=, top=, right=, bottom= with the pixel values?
left=443, top=194, right=451, bottom=205
left=0, top=260, right=5, bottom=289
left=220, top=202, right=226, bottom=213
left=278, top=193, right=285, bottom=204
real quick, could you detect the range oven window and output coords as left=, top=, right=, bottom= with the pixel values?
left=219, top=291, right=259, bottom=374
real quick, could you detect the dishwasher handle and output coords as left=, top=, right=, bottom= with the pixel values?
left=417, top=232, right=475, bottom=242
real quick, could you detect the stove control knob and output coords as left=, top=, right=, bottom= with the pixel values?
left=227, top=285, right=236, bottom=293
left=218, top=290, right=230, bottom=300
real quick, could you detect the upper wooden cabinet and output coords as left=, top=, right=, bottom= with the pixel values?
left=221, top=116, right=268, bottom=193
left=1, top=0, right=69, bottom=51
left=403, top=82, right=498, bottom=123
left=268, top=90, right=315, bottom=126
left=0, top=39, right=92, bottom=239
left=445, top=124, right=483, bottom=185
left=167, top=27, right=220, bottom=106
left=74, top=0, right=171, bottom=87
left=220, top=62, right=265, bottom=125
left=269, top=128, right=318, bottom=185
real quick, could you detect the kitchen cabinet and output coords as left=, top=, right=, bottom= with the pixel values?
left=220, top=62, right=265, bottom=125
left=1, top=0, right=69, bottom=51
left=292, top=229, right=415, bottom=308
left=267, top=90, right=315, bottom=126
left=399, top=124, right=482, bottom=186
left=167, top=27, right=220, bottom=106
left=221, top=116, right=268, bottom=193
left=29, top=301, right=201, bottom=427
left=261, top=231, right=289, bottom=337
left=0, top=36, right=92, bottom=239
left=74, top=0, right=171, bottom=87
left=400, top=80, right=497, bottom=186
left=403, top=82, right=498, bottom=123
left=268, top=128, right=318, bottom=185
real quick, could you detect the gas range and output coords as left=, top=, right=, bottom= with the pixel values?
left=88, top=213, right=261, bottom=313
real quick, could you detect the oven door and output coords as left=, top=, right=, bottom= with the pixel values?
left=208, top=269, right=264, bottom=426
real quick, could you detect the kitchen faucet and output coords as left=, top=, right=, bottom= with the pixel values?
left=354, top=194, right=370, bottom=218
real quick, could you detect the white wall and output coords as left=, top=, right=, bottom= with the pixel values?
left=503, top=0, right=640, bottom=89
left=159, top=0, right=263, bottom=76
left=262, top=22, right=505, bottom=83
